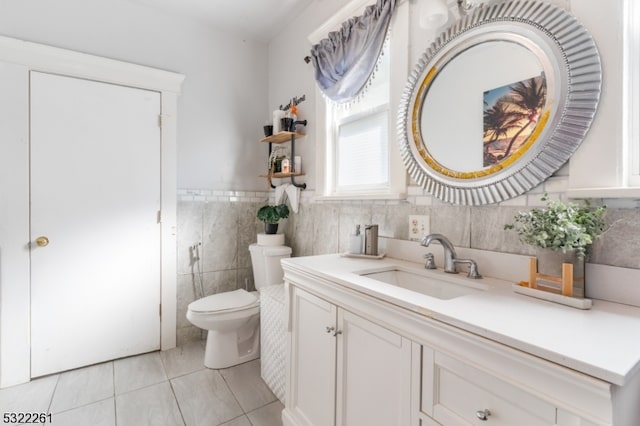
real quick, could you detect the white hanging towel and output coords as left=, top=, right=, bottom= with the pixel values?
left=285, top=184, right=300, bottom=213
left=274, top=183, right=300, bottom=213
left=275, top=183, right=290, bottom=205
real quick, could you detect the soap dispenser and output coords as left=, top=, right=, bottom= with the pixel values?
left=349, top=225, right=363, bottom=254
left=364, top=224, right=378, bottom=256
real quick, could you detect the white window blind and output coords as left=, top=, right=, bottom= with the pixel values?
left=336, top=108, right=389, bottom=190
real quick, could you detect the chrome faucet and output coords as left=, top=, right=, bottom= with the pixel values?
left=421, top=234, right=458, bottom=273
left=420, top=233, right=482, bottom=279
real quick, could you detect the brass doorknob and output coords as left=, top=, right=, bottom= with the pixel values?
left=35, top=236, right=49, bottom=247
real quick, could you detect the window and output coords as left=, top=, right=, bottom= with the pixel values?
left=627, top=0, right=640, bottom=186
left=331, top=44, right=390, bottom=194
left=567, top=1, right=640, bottom=197
left=310, top=0, right=408, bottom=200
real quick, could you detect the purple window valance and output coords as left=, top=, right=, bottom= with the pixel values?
left=309, top=0, right=397, bottom=104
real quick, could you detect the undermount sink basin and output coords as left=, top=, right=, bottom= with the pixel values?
left=358, top=267, right=488, bottom=300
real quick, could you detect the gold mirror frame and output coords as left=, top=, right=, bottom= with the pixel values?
left=398, top=0, right=602, bottom=205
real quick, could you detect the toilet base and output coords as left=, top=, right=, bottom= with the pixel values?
left=203, top=317, right=260, bottom=369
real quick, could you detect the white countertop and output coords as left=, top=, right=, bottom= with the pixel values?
left=282, top=254, right=640, bottom=386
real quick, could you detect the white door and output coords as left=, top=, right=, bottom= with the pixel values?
left=30, top=71, right=162, bottom=377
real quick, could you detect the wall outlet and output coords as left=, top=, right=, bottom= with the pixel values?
left=409, top=215, right=430, bottom=241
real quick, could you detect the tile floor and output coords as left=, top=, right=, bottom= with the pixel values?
left=0, top=341, right=283, bottom=426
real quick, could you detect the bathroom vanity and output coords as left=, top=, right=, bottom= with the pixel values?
left=281, top=254, right=640, bottom=426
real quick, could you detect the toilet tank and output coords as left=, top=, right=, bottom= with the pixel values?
left=249, top=244, right=291, bottom=290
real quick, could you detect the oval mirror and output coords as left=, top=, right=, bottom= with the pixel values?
left=398, top=0, right=602, bottom=205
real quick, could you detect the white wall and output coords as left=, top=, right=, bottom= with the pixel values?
left=0, top=61, right=30, bottom=388
left=0, top=0, right=269, bottom=190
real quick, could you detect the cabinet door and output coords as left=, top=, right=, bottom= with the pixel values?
left=289, top=288, right=337, bottom=426
left=336, top=309, right=412, bottom=426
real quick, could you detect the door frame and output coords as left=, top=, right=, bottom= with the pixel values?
left=0, top=35, right=185, bottom=388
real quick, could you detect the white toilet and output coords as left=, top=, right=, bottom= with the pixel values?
left=186, top=236, right=291, bottom=369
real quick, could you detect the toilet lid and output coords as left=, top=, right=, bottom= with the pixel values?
left=188, top=289, right=258, bottom=313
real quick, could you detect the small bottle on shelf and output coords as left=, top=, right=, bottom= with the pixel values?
left=281, top=158, right=290, bottom=174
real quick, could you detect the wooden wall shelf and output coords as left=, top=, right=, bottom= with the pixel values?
left=260, top=131, right=304, bottom=144
left=259, top=128, right=307, bottom=189
left=261, top=172, right=305, bottom=179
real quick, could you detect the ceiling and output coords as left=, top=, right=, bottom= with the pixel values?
left=129, top=0, right=316, bottom=41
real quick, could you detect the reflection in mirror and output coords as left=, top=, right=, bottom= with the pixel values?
left=482, top=74, right=546, bottom=167
left=422, top=41, right=547, bottom=173
left=398, top=0, right=602, bottom=205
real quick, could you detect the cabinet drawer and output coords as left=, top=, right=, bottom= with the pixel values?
left=424, top=351, right=557, bottom=426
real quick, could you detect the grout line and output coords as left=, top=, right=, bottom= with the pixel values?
left=218, top=367, right=246, bottom=415
left=244, top=399, right=283, bottom=426
left=46, top=374, right=61, bottom=414
left=111, top=360, right=116, bottom=397
left=114, top=379, right=173, bottom=397
left=227, top=413, right=253, bottom=425
left=158, top=342, right=207, bottom=381
left=166, top=379, right=187, bottom=426
left=112, top=361, right=117, bottom=426
left=246, top=399, right=280, bottom=415
left=112, top=397, right=118, bottom=426
left=51, top=396, right=114, bottom=416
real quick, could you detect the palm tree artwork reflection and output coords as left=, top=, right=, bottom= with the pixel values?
left=483, top=74, right=547, bottom=167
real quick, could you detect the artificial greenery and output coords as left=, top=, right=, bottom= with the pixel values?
left=504, top=194, right=606, bottom=259
left=257, top=204, right=290, bottom=224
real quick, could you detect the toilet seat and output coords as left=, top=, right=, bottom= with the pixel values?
left=188, top=289, right=259, bottom=314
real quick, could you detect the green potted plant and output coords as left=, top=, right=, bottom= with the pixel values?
left=504, top=194, right=606, bottom=259
left=504, top=194, right=607, bottom=303
left=257, top=204, right=290, bottom=235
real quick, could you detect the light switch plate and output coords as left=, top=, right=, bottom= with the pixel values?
left=409, top=215, right=429, bottom=241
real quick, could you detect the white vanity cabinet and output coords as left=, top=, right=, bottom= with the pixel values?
left=282, top=255, right=640, bottom=426
left=285, top=286, right=412, bottom=426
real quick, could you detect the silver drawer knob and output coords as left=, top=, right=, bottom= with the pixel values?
left=326, top=326, right=335, bottom=334
left=476, top=409, right=491, bottom=421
